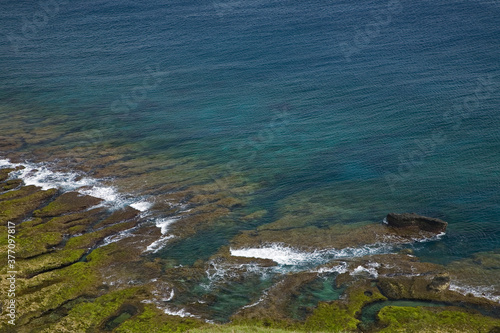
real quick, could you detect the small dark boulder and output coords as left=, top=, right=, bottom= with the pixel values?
left=386, top=213, right=448, bottom=233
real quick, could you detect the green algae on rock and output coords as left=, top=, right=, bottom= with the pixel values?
left=1, top=164, right=500, bottom=333
left=0, top=187, right=58, bottom=224
left=33, top=191, right=103, bottom=218
left=376, top=306, right=500, bottom=333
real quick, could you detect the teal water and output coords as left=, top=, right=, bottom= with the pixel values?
left=1, top=0, right=500, bottom=320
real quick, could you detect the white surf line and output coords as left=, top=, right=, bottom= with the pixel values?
left=415, top=231, right=446, bottom=243
left=230, top=242, right=395, bottom=267
left=143, top=217, right=182, bottom=253
left=163, top=307, right=199, bottom=318
left=312, top=262, right=348, bottom=275
left=449, top=282, right=500, bottom=303
left=351, top=262, right=380, bottom=278
left=139, top=299, right=200, bottom=319
left=0, top=158, right=152, bottom=212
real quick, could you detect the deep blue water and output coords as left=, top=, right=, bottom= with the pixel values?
left=1, top=0, right=500, bottom=265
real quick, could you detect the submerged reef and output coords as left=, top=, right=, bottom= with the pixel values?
left=1, top=165, right=500, bottom=333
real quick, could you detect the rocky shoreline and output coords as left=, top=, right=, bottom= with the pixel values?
left=1, top=163, right=500, bottom=332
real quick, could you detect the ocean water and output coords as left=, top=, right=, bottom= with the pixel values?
left=1, top=0, right=500, bottom=320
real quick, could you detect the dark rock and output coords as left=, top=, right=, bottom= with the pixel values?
left=427, top=273, right=451, bottom=292
left=386, top=213, right=448, bottom=233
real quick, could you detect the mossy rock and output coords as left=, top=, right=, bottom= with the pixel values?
left=19, top=218, right=46, bottom=229
left=0, top=167, right=15, bottom=182
left=34, top=192, right=103, bottom=217
left=37, top=287, right=145, bottom=332
left=303, top=281, right=386, bottom=332
left=17, top=249, right=86, bottom=278
left=0, top=185, right=41, bottom=201
left=14, top=244, right=121, bottom=325
left=344, top=283, right=387, bottom=317
left=43, top=207, right=108, bottom=232
left=377, top=306, right=500, bottom=332
left=188, top=324, right=312, bottom=333
left=67, top=224, right=87, bottom=234
left=304, top=302, right=358, bottom=332
left=114, top=304, right=203, bottom=333
left=377, top=279, right=408, bottom=300
left=1, top=179, right=22, bottom=191
left=0, top=188, right=58, bottom=223
left=65, top=220, right=137, bottom=250
left=16, top=230, right=63, bottom=258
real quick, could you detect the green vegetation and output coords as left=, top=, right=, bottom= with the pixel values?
left=0, top=188, right=57, bottom=223
left=377, top=306, right=500, bottom=333
left=16, top=229, right=63, bottom=258
left=303, top=302, right=358, bottom=332
left=188, top=325, right=336, bottom=333
left=33, top=192, right=102, bottom=217
left=115, top=305, right=202, bottom=333
left=39, top=288, right=142, bottom=332
left=17, top=248, right=86, bottom=278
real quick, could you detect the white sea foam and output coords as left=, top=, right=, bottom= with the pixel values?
left=201, top=260, right=271, bottom=290
left=313, top=262, right=348, bottom=275
left=155, top=217, right=179, bottom=235
left=0, top=158, right=153, bottom=213
left=145, top=235, right=175, bottom=253
left=130, top=201, right=152, bottom=212
left=351, top=263, right=379, bottom=278
left=230, top=244, right=323, bottom=265
left=416, top=231, right=446, bottom=243
left=0, top=159, right=12, bottom=168
left=143, top=217, right=182, bottom=253
left=230, top=243, right=394, bottom=267
left=102, top=227, right=138, bottom=245
left=163, top=307, right=198, bottom=318
left=449, top=283, right=500, bottom=303
left=241, top=290, right=268, bottom=310
left=80, top=186, right=119, bottom=202
left=164, top=289, right=175, bottom=302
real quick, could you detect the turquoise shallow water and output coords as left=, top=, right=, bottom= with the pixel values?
left=1, top=0, right=500, bottom=319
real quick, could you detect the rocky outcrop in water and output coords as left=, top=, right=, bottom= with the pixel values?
left=2, top=163, right=500, bottom=333
left=386, top=212, right=448, bottom=233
